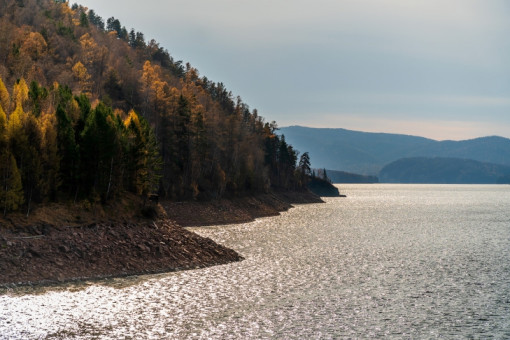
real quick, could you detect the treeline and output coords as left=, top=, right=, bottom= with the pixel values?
left=0, top=76, right=161, bottom=215
left=0, top=0, right=311, bottom=214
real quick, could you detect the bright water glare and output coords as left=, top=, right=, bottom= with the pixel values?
left=1, top=184, right=510, bottom=339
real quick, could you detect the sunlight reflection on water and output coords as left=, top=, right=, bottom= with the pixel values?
left=1, top=184, right=510, bottom=339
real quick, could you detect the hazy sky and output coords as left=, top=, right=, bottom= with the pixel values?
left=77, top=0, right=510, bottom=140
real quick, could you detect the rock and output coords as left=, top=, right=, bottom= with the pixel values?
left=28, top=248, right=41, bottom=258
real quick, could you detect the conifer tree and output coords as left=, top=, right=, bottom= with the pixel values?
left=297, top=152, right=311, bottom=187
left=12, top=78, right=28, bottom=110
left=190, top=109, right=207, bottom=198
left=1, top=154, right=24, bottom=216
left=0, top=91, right=23, bottom=215
left=0, top=101, right=6, bottom=134
left=80, top=102, right=120, bottom=200
left=7, top=103, right=28, bottom=173
left=79, top=10, right=88, bottom=27
left=72, top=61, right=92, bottom=94
left=175, top=95, right=192, bottom=197
left=39, top=112, right=60, bottom=200
left=0, top=76, right=10, bottom=114
left=0, top=101, right=8, bottom=172
left=0, top=105, right=8, bottom=214
left=56, top=103, right=78, bottom=195
left=124, top=110, right=162, bottom=196
left=21, top=113, right=43, bottom=216
left=28, top=81, right=48, bottom=117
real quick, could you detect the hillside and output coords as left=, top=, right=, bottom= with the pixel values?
left=0, top=0, right=326, bottom=286
left=280, top=126, right=510, bottom=175
left=407, top=136, right=510, bottom=166
left=280, top=126, right=435, bottom=174
left=379, top=157, right=510, bottom=184
left=0, top=0, right=312, bottom=217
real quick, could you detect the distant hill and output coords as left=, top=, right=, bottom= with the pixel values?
left=324, top=170, right=378, bottom=183
left=280, top=126, right=510, bottom=175
left=379, top=157, right=510, bottom=184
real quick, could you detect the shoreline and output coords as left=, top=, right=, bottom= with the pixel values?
left=163, top=190, right=324, bottom=227
left=0, top=190, right=323, bottom=288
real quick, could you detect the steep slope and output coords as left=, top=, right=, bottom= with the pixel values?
left=0, top=0, right=323, bottom=286
left=0, top=0, right=308, bottom=213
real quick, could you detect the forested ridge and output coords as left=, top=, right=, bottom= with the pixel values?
left=0, top=0, right=312, bottom=216
left=281, top=126, right=510, bottom=175
left=379, top=157, right=510, bottom=184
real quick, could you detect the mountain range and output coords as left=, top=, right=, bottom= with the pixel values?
left=379, top=157, right=510, bottom=184
left=280, top=126, right=510, bottom=177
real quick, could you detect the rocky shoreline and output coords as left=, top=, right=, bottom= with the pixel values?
left=164, top=191, right=323, bottom=227
left=0, top=190, right=323, bottom=288
left=0, top=220, right=242, bottom=288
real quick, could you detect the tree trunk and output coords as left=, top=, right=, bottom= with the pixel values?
left=106, top=157, right=114, bottom=199
left=26, top=186, right=32, bottom=217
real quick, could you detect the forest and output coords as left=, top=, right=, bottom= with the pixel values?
left=0, top=0, right=312, bottom=215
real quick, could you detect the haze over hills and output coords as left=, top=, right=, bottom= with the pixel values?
left=280, top=126, right=510, bottom=176
left=380, top=157, right=510, bottom=184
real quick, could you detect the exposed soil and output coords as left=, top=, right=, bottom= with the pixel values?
left=163, top=190, right=323, bottom=227
left=0, top=221, right=241, bottom=287
left=0, top=190, right=322, bottom=287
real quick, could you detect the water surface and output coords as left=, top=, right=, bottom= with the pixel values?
left=1, top=184, right=509, bottom=339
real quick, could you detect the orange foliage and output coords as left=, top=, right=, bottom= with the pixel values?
left=72, top=61, right=91, bottom=94
left=20, top=31, right=47, bottom=60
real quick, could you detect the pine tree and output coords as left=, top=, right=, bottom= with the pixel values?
left=21, top=114, right=43, bottom=216
left=28, top=81, right=48, bottom=117
left=190, top=109, right=207, bottom=198
left=298, top=152, right=311, bottom=188
left=80, top=102, right=120, bottom=200
left=298, top=152, right=311, bottom=176
left=1, top=154, right=24, bottom=215
left=124, top=110, right=162, bottom=196
left=56, top=103, right=78, bottom=195
left=175, top=95, right=192, bottom=198
left=79, top=11, right=88, bottom=27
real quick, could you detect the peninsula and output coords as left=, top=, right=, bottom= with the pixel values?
left=0, top=0, right=335, bottom=287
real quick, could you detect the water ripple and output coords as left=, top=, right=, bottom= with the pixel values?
left=1, top=184, right=509, bottom=339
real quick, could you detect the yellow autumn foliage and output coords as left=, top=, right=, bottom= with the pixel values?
left=12, top=78, right=29, bottom=109
left=72, top=61, right=92, bottom=93
left=0, top=76, right=10, bottom=113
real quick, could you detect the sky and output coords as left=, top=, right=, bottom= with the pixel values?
left=76, top=0, right=510, bottom=141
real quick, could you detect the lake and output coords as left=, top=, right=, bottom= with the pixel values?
left=1, top=184, right=510, bottom=339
